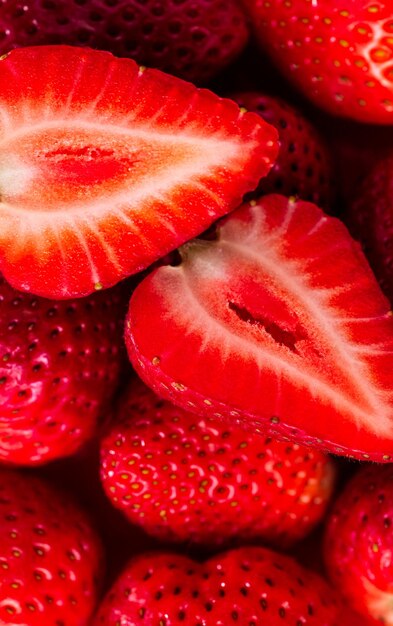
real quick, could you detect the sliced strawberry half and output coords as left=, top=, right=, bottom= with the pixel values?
left=0, top=45, right=278, bottom=299
left=126, top=194, right=393, bottom=462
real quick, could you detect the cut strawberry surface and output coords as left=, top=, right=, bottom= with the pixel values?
left=0, top=45, right=278, bottom=299
left=126, top=194, right=393, bottom=461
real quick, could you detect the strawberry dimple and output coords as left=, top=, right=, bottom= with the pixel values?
left=126, top=194, right=393, bottom=461
left=0, top=0, right=248, bottom=83
left=100, top=377, right=335, bottom=548
left=0, top=273, right=127, bottom=465
left=231, top=91, right=333, bottom=208
left=0, top=45, right=278, bottom=299
left=0, top=470, right=102, bottom=625
left=325, top=465, right=393, bottom=624
left=346, top=151, right=393, bottom=304
left=94, top=546, right=344, bottom=625
left=243, top=0, right=393, bottom=123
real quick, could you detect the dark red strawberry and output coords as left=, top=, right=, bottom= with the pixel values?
left=0, top=469, right=103, bottom=625
left=43, top=438, right=155, bottom=585
left=0, top=273, right=126, bottom=466
left=94, top=545, right=344, bottom=625
left=0, top=0, right=248, bottom=84
left=0, top=45, right=277, bottom=299
left=324, top=464, right=393, bottom=625
left=231, top=91, right=333, bottom=207
left=125, top=194, right=393, bottom=462
left=346, top=151, right=393, bottom=303
left=243, top=0, right=393, bottom=124
left=100, top=377, right=335, bottom=548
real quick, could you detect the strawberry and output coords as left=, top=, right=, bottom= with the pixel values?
left=125, top=194, right=393, bottom=462
left=101, top=377, right=335, bottom=549
left=346, top=151, right=393, bottom=303
left=0, top=273, right=126, bottom=466
left=0, top=0, right=249, bottom=84
left=94, top=545, right=344, bottom=625
left=0, top=469, right=102, bottom=625
left=324, top=464, right=393, bottom=625
left=243, top=0, right=393, bottom=124
left=0, top=45, right=278, bottom=299
left=231, top=91, right=333, bottom=208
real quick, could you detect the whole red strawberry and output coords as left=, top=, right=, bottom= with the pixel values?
left=0, top=469, right=103, bottom=625
left=231, top=91, right=333, bottom=208
left=101, top=378, right=335, bottom=548
left=0, top=0, right=248, bottom=84
left=324, top=464, right=393, bottom=625
left=0, top=274, right=126, bottom=466
left=243, top=0, right=393, bottom=124
left=346, top=151, right=393, bottom=303
left=94, top=545, right=344, bottom=625
left=126, top=194, right=393, bottom=462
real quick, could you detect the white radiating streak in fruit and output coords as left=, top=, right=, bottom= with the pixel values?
left=172, top=198, right=393, bottom=437
left=178, top=263, right=389, bottom=433
left=0, top=106, right=12, bottom=134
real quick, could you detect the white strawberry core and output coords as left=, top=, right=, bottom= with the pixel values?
left=0, top=123, right=240, bottom=212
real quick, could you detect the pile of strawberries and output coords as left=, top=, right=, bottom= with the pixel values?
left=0, top=0, right=393, bottom=624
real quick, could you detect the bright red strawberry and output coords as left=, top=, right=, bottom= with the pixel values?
left=0, top=273, right=126, bottom=466
left=243, top=0, right=393, bottom=124
left=324, top=464, right=393, bottom=625
left=0, top=469, right=102, bottom=625
left=0, top=45, right=278, bottom=299
left=100, top=377, right=335, bottom=548
left=346, top=151, right=393, bottom=303
left=231, top=91, right=333, bottom=208
left=126, top=194, right=393, bottom=462
left=94, top=545, right=344, bottom=625
left=0, top=0, right=249, bottom=84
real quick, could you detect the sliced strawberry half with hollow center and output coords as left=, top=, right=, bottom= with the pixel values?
left=0, top=45, right=278, bottom=299
left=126, top=194, right=393, bottom=462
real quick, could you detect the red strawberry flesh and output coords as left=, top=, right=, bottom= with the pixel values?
left=0, top=45, right=278, bottom=299
left=126, top=194, right=393, bottom=461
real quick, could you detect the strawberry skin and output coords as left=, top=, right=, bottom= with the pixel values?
left=324, top=464, right=393, bottom=624
left=94, top=545, right=344, bottom=625
left=126, top=194, right=393, bottom=462
left=100, top=377, right=335, bottom=548
left=0, top=469, right=102, bottom=625
left=0, top=45, right=278, bottom=299
left=0, top=0, right=249, bottom=84
left=347, top=152, right=393, bottom=303
left=243, top=0, right=393, bottom=124
left=231, top=91, right=333, bottom=208
left=0, top=274, right=126, bottom=466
